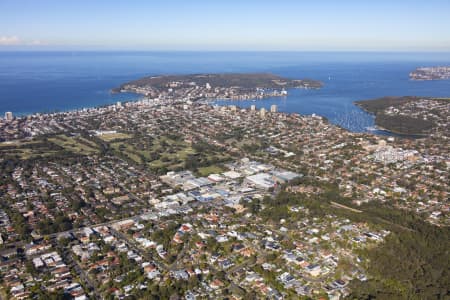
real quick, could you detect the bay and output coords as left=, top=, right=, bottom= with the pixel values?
left=0, top=51, right=449, bottom=132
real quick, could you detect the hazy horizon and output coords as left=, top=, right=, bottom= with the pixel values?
left=1, top=0, right=450, bottom=51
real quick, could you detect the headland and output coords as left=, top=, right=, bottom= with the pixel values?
left=113, top=73, right=323, bottom=101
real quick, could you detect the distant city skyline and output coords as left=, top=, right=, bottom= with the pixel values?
left=1, top=0, right=450, bottom=51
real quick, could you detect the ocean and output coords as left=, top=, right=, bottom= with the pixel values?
left=1, top=51, right=449, bottom=132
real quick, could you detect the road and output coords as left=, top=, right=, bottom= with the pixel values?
left=60, top=244, right=101, bottom=299
left=330, top=201, right=362, bottom=213
left=109, top=227, right=167, bottom=271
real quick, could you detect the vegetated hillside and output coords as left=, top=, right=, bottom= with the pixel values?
left=115, top=73, right=323, bottom=90
left=375, top=114, right=434, bottom=135
left=347, top=209, right=449, bottom=300
left=354, top=96, right=420, bottom=114
left=263, top=179, right=449, bottom=300
left=355, top=96, right=449, bottom=135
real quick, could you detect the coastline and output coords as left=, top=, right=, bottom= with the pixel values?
left=371, top=124, right=428, bottom=138
left=2, top=92, right=408, bottom=141
left=4, top=93, right=406, bottom=139
left=354, top=102, right=432, bottom=138
left=6, top=92, right=142, bottom=118
left=4, top=90, right=432, bottom=140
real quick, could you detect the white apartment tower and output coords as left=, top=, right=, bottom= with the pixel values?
left=260, top=107, right=266, bottom=118
left=4, top=111, right=13, bottom=121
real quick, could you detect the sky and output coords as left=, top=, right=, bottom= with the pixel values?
left=1, top=0, right=450, bottom=51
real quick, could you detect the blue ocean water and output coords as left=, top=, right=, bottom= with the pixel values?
left=0, top=51, right=449, bottom=132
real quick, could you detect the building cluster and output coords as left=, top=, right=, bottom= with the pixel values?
left=409, top=66, right=450, bottom=80
left=2, top=155, right=165, bottom=242
left=1, top=99, right=448, bottom=226
left=382, top=98, right=450, bottom=136
left=0, top=209, right=13, bottom=243
left=4, top=162, right=382, bottom=299
left=1, top=155, right=387, bottom=299
left=1, top=242, right=87, bottom=299
left=120, top=81, right=289, bottom=102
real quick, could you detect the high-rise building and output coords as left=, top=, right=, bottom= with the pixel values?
left=4, top=111, right=13, bottom=121
left=250, top=105, right=256, bottom=112
left=260, top=107, right=266, bottom=118
left=116, top=101, right=122, bottom=108
left=229, top=105, right=237, bottom=112
left=270, top=105, right=278, bottom=113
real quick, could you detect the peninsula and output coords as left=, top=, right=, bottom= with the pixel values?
left=409, top=66, right=450, bottom=80
left=355, top=96, right=450, bottom=136
left=113, top=73, right=323, bottom=100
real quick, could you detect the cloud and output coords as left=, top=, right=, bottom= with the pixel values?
left=29, top=40, right=47, bottom=46
left=0, top=36, right=21, bottom=45
left=0, top=36, right=48, bottom=46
